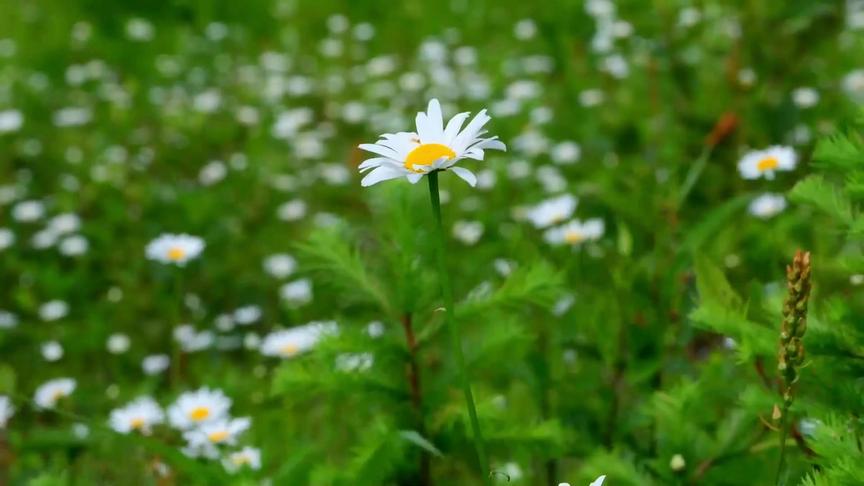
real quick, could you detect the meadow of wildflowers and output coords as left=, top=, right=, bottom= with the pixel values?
left=3, top=0, right=864, bottom=484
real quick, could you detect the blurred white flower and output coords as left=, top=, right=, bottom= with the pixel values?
left=41, top=341, right=64, bottom=361
left=34, top=378, right=76, bottom=409
left=12, top=200, right=45, bottom=222
left=366, top=321, right=385, bottom=338
left=497, top=462, right=523, bottom=482
left=53, top=107, right=92, bottom=127
left=0, top=395, right=13, bottom=428
left=526, top=194, right=578, bottom=228
left=738, top=146, right=797, bottom=180
left=59, top=235, right=89, bottom=256
left=263, top=253, right=297, bottom=279
left=233, top=305, right=261, bottom=325
left=335, top=352, right=374, bottom=372
left=670, top=453, right=686, bottom=471
left=358, top=99, right=506, bottom=187
left=260, top=321, right=337, bottom=359
left=792, top=87, right=819, bottom=108
left=0, top=228, right=15, bottom=251
left=146, top=234, right=204, bottom=265
left=280, top=279, right=313, bottom=306
left=0, top=310, right=17, bottom=329
left=551, top=141, right=582, bottom=165
left=544, top=219, right=605, bottom=246
left=193, top=90, right=222, bottom=113
left=579, top=89, right=605, bottom=107
left=184, top=416, right=250, bottom=458
left=843, top=69, right=864, bottom=100
left=514, top=19, right=537, bottom=40
left=558, top=475, right=606, bottom=486
left=142, top=354, right=170, bottom=375
left=749, top=193, right=787, bottom=219
left=49, top=213, right=81, bottom=234
left=278, top=199, right=308, bottom=221
left=39, top=300, right=69, bottom=321
left=110, top=396, right=164, bottom=435
left=174, top=325, right=214, bottom=352
left=223, top=446, right=262, bottom=473
left=107, top=333, right=131, bottom=354
left=199, top=161, right=227, bottom=186
left=168, top=387, right=231, bottom=430
left=126, top=18, right=155, bottom=41
left=452, top=220, right=484, bottom=245
left=0, top=109, right=23, bottom=134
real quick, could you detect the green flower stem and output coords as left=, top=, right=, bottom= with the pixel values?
left=775, top=402, right=790, bottom=486
left=427, top=171, right=491, bottom=485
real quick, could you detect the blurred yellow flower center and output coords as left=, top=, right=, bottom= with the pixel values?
left=167, top=247, right=186, bottom=261
left=757, top=156, right=779, bottom=172
left=564, top=232, right=584, bottom=244
left=280, top=343, right=300, bottom=356
left=208, top=430, right=229, bottom=443
left=130, top=417, right=145, bottom=429
left=404, top=143, right=456, bottom=172
left=51, top=390, right=66, bottom=402
left=232, top=455, right=250, bottom=465
left=189, top=406, right=210, bottom=421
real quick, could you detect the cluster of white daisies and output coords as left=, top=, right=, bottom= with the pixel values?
left=110, top=388, right=261, bottom=473
left=738, top=145, right=796, bottom=219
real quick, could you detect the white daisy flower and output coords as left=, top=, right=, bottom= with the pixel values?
left=452, top=220, right=484, bottom=245
left=39, top=300, right=69, bottom=321
left=544, top=219, right=605, bottom=246
left=279, top=278, right=313, bottom=306
left=142, top=354, right=170, bottom=375
left=107, top=333, right=131, bottom=354
left=41, top=341, right=63, bottom=361
left=167, top=387, right=231, bottom=429
left=0, top=395, right=14, bottom=428
left=0, top=109, right=23, bottom=134
left=184, top=416, right=250, bottom=452
left=146, top=233, right=204, bottom=265
left=109, top=396, right=164, bottom=435
left=748, top=193, right=787, bottom=219
left=525, top=194, right=578, bottom=228
left=263, top=253, right=297, bottom=279
left=737, top=146, right=797, bottom=180
left=260, top=321, right=338, bottom=359
left=222, top=446, right=262, bottom=473
left=358, top=98, right=506, bottom=187
left=558, top=475, right=606, bottom=486
left=34, top=378, right=76, bottom=409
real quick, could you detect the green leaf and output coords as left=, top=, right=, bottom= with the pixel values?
left=399, top=430, right=444, bottom=458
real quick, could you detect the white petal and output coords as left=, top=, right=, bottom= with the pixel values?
left=358, top=157, right=388, bottom=172
left=452, top=110, right=491, bottom=153
left=475, top=138, right=507, bottom=151
left=443, top=112, right=470, bottom=144
left=361, top=166, right=404, bottom=187
left=589, top=475, right=606, bottom=486
left=407, top=173, right=424, bottom=184
left=359, top=143, right=400, bottom=159
left=425, top=98, right=444, bottom=141
left=450, top=167, right=477, bottom=187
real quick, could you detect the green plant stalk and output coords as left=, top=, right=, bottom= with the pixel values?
left=775, top=401, right=790, bottom=486
left=427, top=171, right=491, bottom=485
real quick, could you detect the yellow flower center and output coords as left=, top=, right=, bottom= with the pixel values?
left=232, top=455, right=250, bottom=465
left=280, top=343, right=300, bottom=356
left=756, top=156, right=779, bottom=172
left=564, top=231, right=584, bottom=244
left=51, top=390, right=66, bottom=402
left=189, top=406, right=211, bottom=421
left=167, top=246, right=186, bottom=261
left=404, top=143, right=456, bottom=172
left=208, top=430, right=230, bottom=443
left=130, top=417, right=146, bottom=430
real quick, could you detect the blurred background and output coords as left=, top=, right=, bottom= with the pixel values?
left=1, top=0, right=864, bottom=484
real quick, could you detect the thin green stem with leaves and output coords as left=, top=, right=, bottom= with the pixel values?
left=427, top=171, right=491, bottom=486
